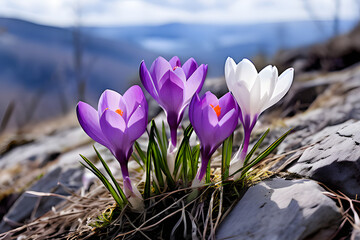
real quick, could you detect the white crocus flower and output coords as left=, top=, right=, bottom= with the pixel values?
left=225, top=57, right=294, bottom=179
left=225, top=57, right=294, bottom=127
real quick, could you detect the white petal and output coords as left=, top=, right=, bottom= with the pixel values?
left=250, top=76, right=262, bottom=116
left=225, top=57, right=236, bottom=82
left=263, top=68, right=294, bottom=110
left=235, top=58, right=258, bottom=91
left=259, top=65, right=277, bottom=99
left=232, top=81, right=251, bottom=119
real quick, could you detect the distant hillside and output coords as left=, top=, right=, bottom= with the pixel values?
left=0, top=18, right=157, bottom=127
left=85, top=20, right=358, bottom=76
left=0, top=17, right=358, bottom=129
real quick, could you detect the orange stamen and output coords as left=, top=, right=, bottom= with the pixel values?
left=210, top=104, right=221, bottom=117
left=173, top=66, right=179, bottom=71
left=115, top=109, right=124, bottom=116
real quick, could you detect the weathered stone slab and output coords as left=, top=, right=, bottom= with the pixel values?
left=0, top=166, right=83, bottom=233
left=288, top=120, right=360, bottom=197
left=216, top=178, right=341, bottom=240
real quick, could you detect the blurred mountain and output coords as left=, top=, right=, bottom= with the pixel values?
left=0, top=18, right=156, bottom=126
left=0, top=17, right=358, bottom=128
left=85, top=20, right=358, bottom=76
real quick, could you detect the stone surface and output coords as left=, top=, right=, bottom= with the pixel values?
left=216, top=178, right=341, bottom=240
left=0, top=166, right=83, bottom=233
left=352, top=229, right=360, bottom=240
left=288, top=120, right=360, bottom=197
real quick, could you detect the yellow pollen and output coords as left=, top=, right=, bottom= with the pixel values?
left=115, top=109, right=124, bottom=116
left=210, top=104, right=221, bottom=117
left=173, top=66, right=179, bottom=71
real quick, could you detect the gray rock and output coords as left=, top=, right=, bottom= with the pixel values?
left=351, top=229, right=360, bottom=240
left=0, top=166, right=83, bottom=233
left=0, top=127, right=90, bottom=169
left=216, top=178, right=341, bottom=240
left=288, top=120, right=360, bottom=197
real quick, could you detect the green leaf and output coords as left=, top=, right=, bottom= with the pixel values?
left=190, top=144, right=200, bottom=180
left=240, top=128, right=293, bottom=180
left=174, top=124, right=194, bottom=177
left=243, top=129, right=269, bottom=166
left=93, top=146, right=127, bottom=203
left=134, top=141, right=146, bottom=168
left=144, top=135, right=153, bottom=199
left=79, top=155, right=124, bottom=207
left=205, top=159, right=211, bottom=183
left=221, top=133, right=233, bottom=181
left=162, top=121, right=168, bottom=149
left=152, top=120, right=175, bottom=187
left=132, top=152, right=143, bottom=170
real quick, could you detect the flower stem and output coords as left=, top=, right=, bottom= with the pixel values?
left=120, top=162, right=133, bottom=193
left=196, top=156, right=209, bottom=182
left=170, top=127, right=177, bottom=148
left=240, top=127, right=251, bottom=161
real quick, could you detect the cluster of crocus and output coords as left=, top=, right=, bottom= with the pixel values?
left=77, top=55, right=294, bottom=204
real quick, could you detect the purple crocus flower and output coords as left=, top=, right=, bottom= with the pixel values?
left=189, top=91, right=239, bottom=182
left=140, top=56, right=207, bottom=147
left=76, top=85, right=148, bottom=197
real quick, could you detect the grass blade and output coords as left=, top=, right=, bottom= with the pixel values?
left=93, top=146, right=127, bottom=203
left=190, top=144, right=200, bottom=180
left=205, top=160, right=211, bottom=183
left=240, top=128, right=293, bottom=180
left=152, top=120, right=175, bottom=187
left=221, top=133, right=233, bottom=180
left=243, top=129, right=269, bottom=166
left=162, top=121, right=168, bottom=149
left=174, top=124, right=194, bottom=177
left=79, top=155, right=124, bottom=207
left=134, top=141, right=146, bottom=169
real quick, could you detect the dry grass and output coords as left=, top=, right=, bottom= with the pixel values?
left=0, top=147, right=318, bottom=240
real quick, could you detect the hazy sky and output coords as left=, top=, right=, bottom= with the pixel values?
left=0, top=0, right=359, bottom=26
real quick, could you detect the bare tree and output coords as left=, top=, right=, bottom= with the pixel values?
left=73, top=0, right=86, bottom=102
left=302, top=0, right=342, bottom=37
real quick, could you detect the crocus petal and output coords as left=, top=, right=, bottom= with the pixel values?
left=205, top=104, right=219, bottom=127
left=182, top=57, right=198, bottom=79
left=99, top=110, right=127, bottom=152
left=259, top=65, right=277, bottom=99
left=158, top=71, right=185, bottom=112
left=263, top=68, right=294, bottom=111
left=158, top=70, right=184, bottom=91
left=235, top=59, right=258, bottom=91
left=173, top=67, right=186, bottom=82
left=184, top=64, right=207, bottom=102
left=122, top=85, right=147, bottom=118
left=218, top=92, right=237, bottom=119
left=169, top=56, right=181, bottom=68
left=126, top=106, right=147, bottom=142
left=218, top=109, right=238, bottom=141
left=195, top=108, right=217, bottom=147
left=98, top=89, right=122, bottom=116
left=202, top=91, right=219, bottom=108
left=149, top=56, right=172, bottom=85
left=232, top=81, right=251, bottom=119
left=188, top=93, right=200, bottom=125
left=225, top=57, right=237, bottom=91
left=249, top=76, right=261, bottom=116
left=140, top=61, right=158, bottom=100
left=77, top=102, right=109, bottom=147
